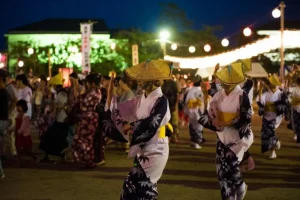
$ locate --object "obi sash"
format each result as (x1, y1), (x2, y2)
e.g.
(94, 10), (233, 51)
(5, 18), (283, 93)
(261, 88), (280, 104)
(292, 97), (300, 106)
(187, 99), (202, 109)
(218, 111), (238, 126)
(265, 102), (276, 112)
(159, 123), (173, 138)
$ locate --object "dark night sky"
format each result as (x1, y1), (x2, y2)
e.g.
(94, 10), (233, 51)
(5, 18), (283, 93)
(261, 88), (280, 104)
(1, 0), (300, 49)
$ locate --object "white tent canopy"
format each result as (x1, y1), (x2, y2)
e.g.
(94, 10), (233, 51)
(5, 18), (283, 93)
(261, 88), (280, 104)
(246, 62), (268, 78)
(195, 62), (268, 78)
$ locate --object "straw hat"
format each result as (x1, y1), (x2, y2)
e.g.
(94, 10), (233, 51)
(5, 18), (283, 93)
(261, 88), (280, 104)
(49, 73), (63, 85)
(232, 59), (252, 72)
(268, 74), (281, 86)
(124, 59), (173, 81)
(240, 59), (252, 72)
(215, 62), (245, 85)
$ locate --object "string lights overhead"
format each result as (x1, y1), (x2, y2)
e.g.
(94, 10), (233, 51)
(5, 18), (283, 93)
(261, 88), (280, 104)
(165, 30), (299, 69)
(161, 3), (286, 55)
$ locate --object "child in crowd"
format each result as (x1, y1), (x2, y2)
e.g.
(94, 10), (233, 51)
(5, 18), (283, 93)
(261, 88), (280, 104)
(15, 100), (36, 166)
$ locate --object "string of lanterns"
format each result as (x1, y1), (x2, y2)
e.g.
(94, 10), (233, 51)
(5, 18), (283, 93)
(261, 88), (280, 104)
(164, 5), (282, 54)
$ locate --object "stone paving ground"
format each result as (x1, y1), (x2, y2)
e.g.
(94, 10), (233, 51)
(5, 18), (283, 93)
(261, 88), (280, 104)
(0, 115), (300, 200)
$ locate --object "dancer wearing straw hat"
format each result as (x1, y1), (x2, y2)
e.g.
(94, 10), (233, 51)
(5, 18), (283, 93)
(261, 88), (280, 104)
(290, 73), (300, 147)
(257, 74), (288, 159)
(105, 59), (172, 200)
(184, 75), (206, 149)
(198, 62), (254, 200)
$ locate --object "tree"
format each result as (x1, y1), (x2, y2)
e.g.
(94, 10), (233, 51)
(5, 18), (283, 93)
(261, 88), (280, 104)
(157, 2), (224, 57)
(114, 29), (163, 64)
(8, 39), (129, 76)
(158, 2), (193, 31)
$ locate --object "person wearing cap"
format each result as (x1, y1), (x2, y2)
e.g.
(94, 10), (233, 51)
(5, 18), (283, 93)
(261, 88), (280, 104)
(257, 74), (288, 159)
(0, 69), (10, 178)
(184, 75), (206, 149)
(198, 62), (254, 200)
(105, 59), (172, 199)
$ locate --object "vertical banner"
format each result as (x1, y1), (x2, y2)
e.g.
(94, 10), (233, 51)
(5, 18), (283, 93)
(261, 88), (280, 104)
(80, 23), (93, 73)
(132, 45), (139, 66)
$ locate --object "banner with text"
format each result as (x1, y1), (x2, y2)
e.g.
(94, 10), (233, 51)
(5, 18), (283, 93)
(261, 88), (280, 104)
(80, 23), (93, 73)
(132, 45), (139, 66)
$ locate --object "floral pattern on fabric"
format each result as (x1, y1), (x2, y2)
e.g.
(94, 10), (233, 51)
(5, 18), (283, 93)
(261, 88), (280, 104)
(241, 79), (253, 94)
(104, 95), (168, 200)
(257, 91), (288, 153)
(105, 96), (168, 146)
(130, 96), (168, 147)
(261, 118), (278, 153)
(233, 92), (252, 139)
(216, 140), (243, 200)
(120, 157), (158, 200)
(72, 89), (101, 164)
(103, 110), (129, 143)
(274, 92), (289, 116)
(292, 109), (300, 144)
(199, 90), (252, 199)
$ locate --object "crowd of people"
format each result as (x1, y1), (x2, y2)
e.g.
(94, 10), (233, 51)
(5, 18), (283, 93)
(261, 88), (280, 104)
(0, 59), (299, 200)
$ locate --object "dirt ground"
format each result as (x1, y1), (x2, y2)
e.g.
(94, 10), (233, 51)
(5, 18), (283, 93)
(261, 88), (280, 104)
(0, 115), (300, 200)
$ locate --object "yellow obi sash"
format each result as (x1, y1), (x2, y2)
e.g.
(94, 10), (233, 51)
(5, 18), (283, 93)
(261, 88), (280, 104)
(218, 111), (238, 126)
(159, 123), (173, 138)
(187, 99), (202, 109)
(265, 102), (276, 112)
(292, 97), (300, 106)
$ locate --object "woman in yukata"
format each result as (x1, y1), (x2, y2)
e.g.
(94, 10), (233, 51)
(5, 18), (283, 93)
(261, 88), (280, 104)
(198, 62), (254, 200)
(72, 74), (102, 168)
(257, 74), (288, 159)
(208, 61), (255, 171)
(291, 75), (300, 147)
(105, 59), (172, 200)
(16, 74), (33, 119)
(184, 75), (206, 149)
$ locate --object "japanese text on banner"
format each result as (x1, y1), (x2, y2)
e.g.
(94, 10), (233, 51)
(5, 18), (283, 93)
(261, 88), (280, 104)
(80, 23), (92, 73)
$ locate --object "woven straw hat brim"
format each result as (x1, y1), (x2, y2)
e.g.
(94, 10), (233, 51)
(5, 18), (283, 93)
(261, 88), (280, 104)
(124, 60), (172, 81)
(240, 59), (252, 72)
(215, 63), (245, 85)
(269, 75), (281, 86)
(49, 73), (63, 85)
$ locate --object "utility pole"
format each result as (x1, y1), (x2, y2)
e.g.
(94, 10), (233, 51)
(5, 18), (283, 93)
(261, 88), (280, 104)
(279, 1), (285, 81)
(48, 49), (51, 78)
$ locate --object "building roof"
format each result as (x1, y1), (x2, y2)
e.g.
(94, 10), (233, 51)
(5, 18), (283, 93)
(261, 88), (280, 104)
(257, 20), (300, 30)
(8, 18), (109, 34)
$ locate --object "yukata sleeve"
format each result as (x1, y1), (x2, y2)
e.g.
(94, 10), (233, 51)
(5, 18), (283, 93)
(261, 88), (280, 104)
(198, 94), (219, 131)
(256, 92), (266, 116)
(232, 92), (254, 154)
(103, 96), (140, 143)
(275, 92), (289, 116)
(208, 82), (217, 97)
(130, 96), (168, 146)
(233, 92), (252, 139)
(242, 79), (254, 94)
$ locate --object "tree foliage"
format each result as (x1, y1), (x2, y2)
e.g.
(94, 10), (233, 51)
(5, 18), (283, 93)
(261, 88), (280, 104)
(8, 39), (129, 76)
(158, 2), (193, 31)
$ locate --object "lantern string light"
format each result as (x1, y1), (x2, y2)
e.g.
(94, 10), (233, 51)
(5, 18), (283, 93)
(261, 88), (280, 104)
(160, 5), (281, 52)
(165, 31), (299, 69)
